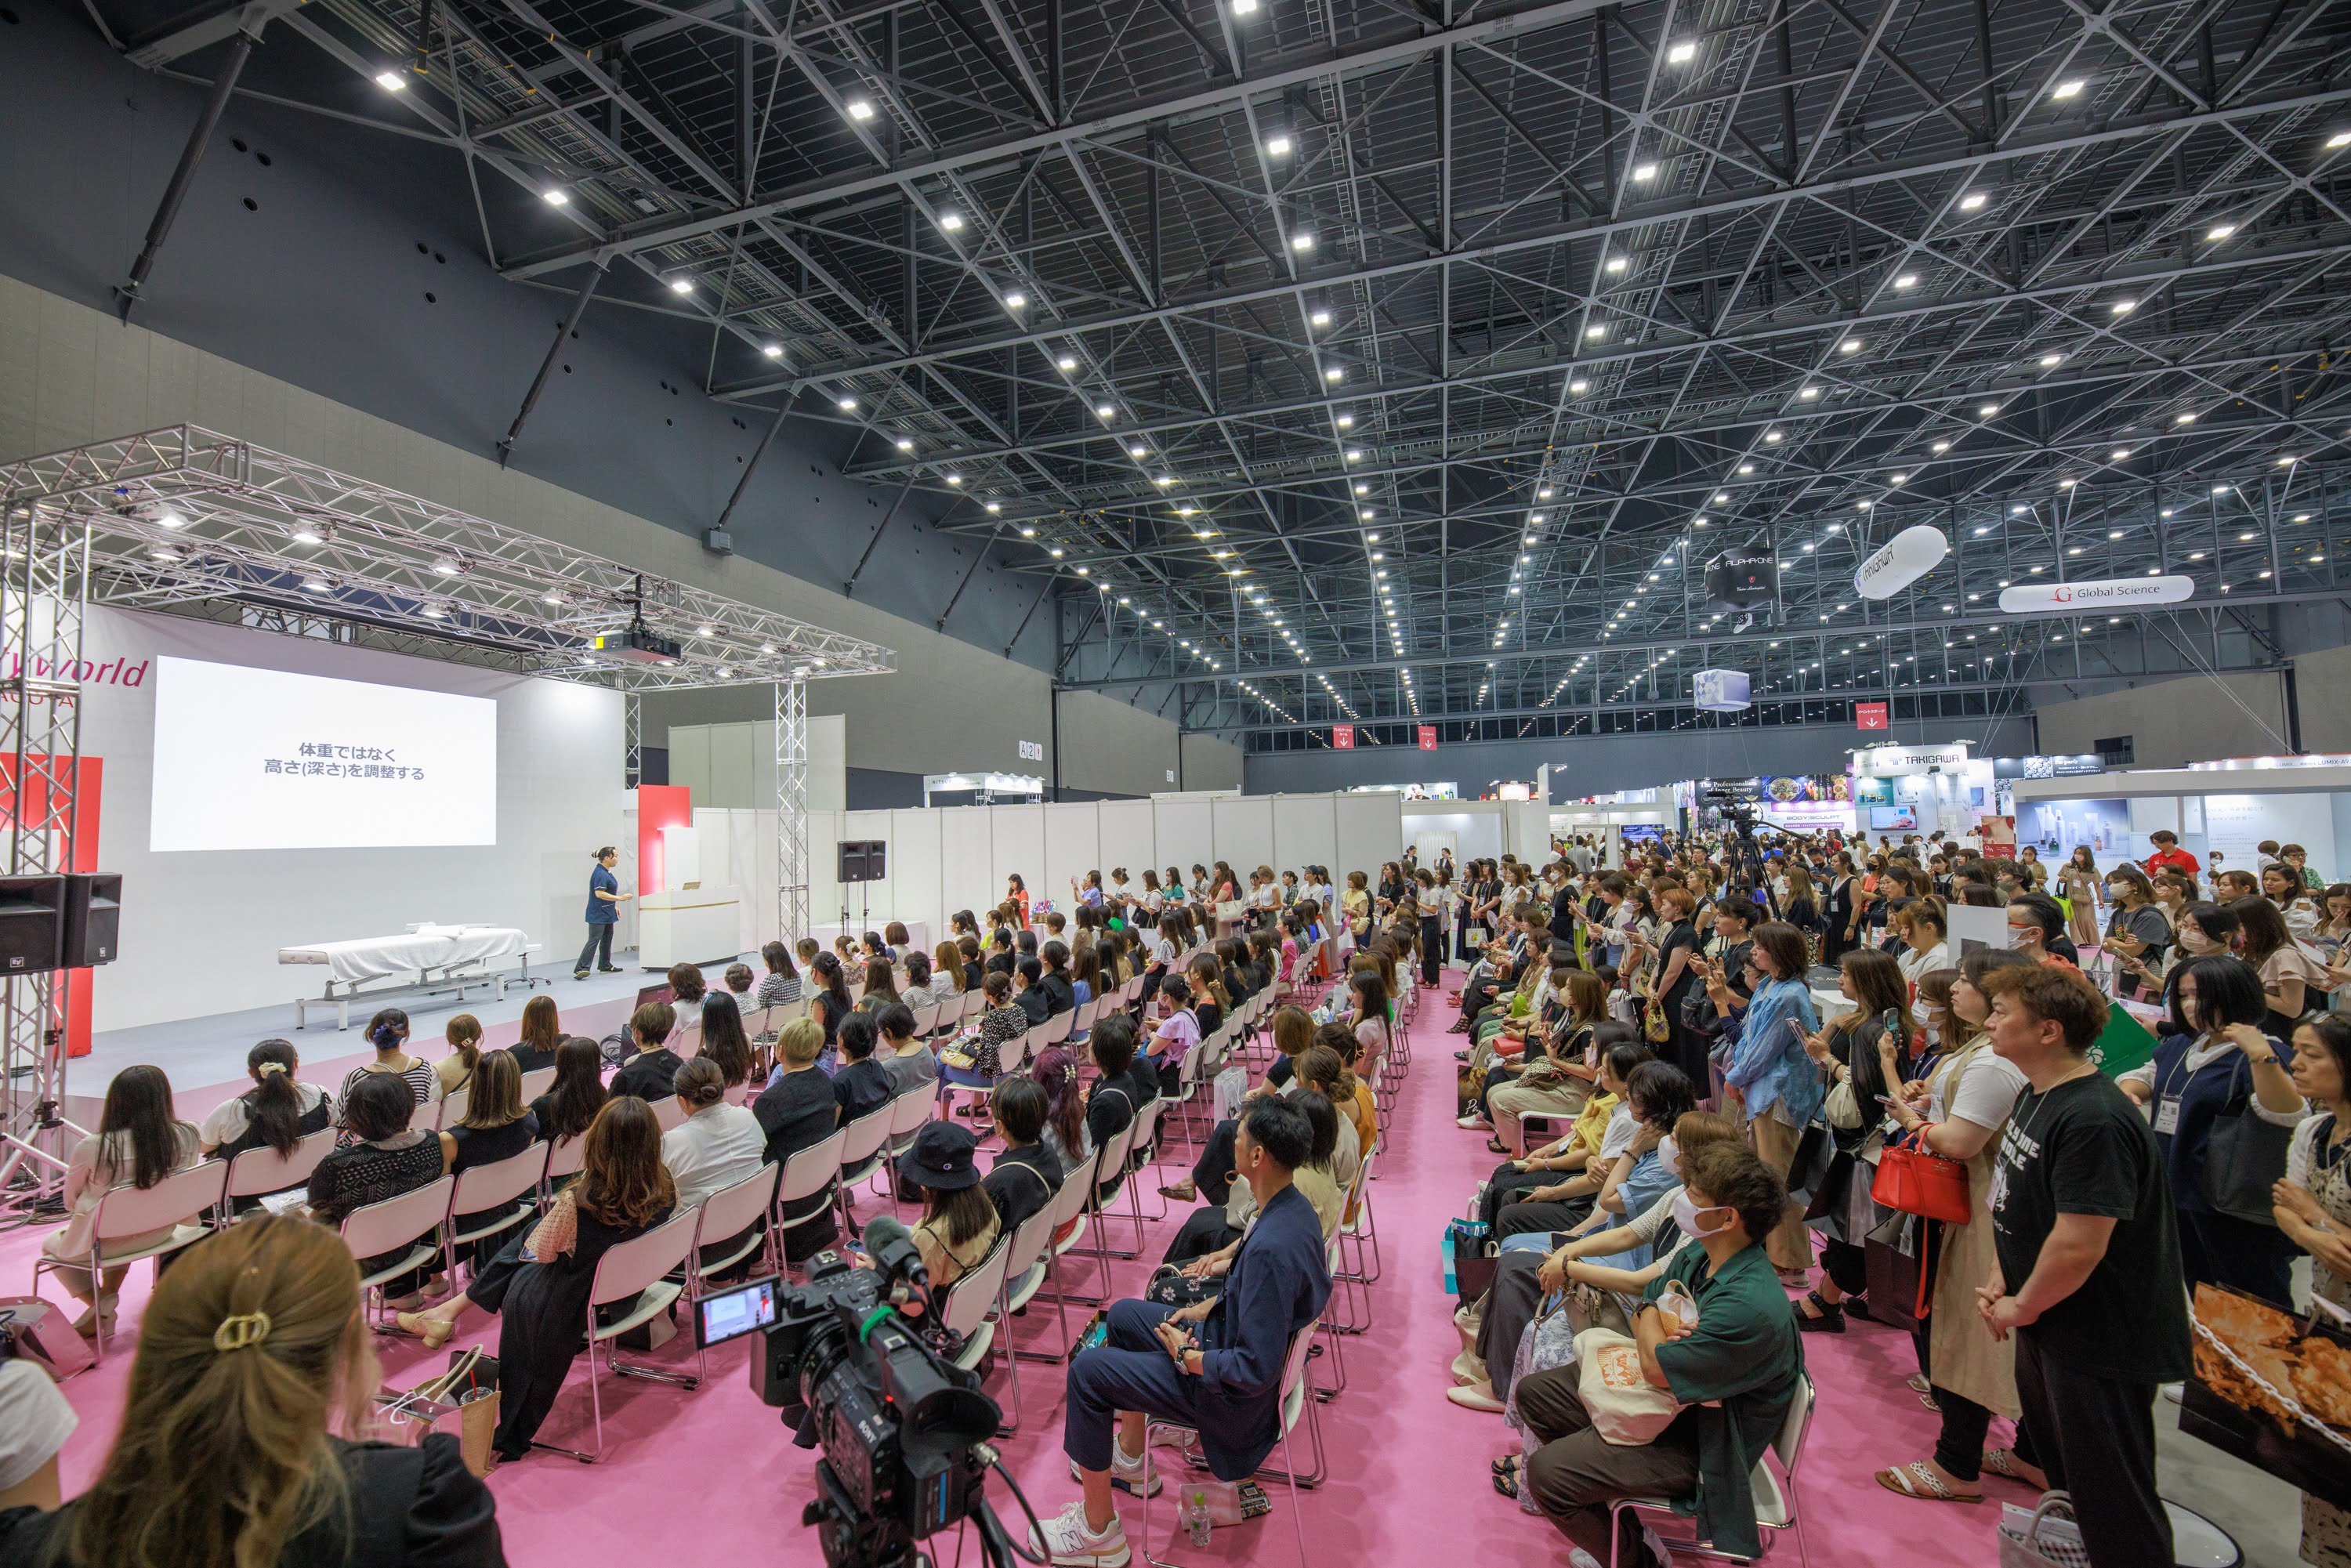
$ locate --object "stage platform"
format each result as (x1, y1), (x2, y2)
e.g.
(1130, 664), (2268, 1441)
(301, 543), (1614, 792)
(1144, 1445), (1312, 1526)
(60, 951), (755, 1128)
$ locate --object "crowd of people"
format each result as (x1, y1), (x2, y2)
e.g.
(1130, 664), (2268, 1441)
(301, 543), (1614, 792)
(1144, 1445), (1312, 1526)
(7, 825), (2349, 1568)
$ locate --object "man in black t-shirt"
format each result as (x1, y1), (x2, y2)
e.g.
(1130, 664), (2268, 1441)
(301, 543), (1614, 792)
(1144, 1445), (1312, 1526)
(1979, 964), (2190, 1568)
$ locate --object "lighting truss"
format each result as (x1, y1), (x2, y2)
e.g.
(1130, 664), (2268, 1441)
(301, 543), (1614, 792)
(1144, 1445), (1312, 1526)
(0, 427), (896, 689)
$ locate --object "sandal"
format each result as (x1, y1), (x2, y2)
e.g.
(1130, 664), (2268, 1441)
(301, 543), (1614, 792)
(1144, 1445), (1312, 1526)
(1794, 1289), (1845, 1333)
(1875, 1460), (1980, 1504)
(1981, 1448), (2045, 1487)
(1491, 1455), (1523, 1497)
(1907, 1374), (1932, 1396)
(1485, 1138), (1513, 1155)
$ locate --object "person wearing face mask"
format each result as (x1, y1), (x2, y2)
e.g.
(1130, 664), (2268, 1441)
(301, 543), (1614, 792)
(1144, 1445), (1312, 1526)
(1494, 1143), (1806, 1568)
(1872, 954), (2041, 1504)
(2096, 865), (2171, 1003)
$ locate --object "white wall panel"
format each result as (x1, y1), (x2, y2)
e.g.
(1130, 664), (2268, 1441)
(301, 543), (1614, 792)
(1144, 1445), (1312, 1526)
(1154, 800), (1215, 879)
(1334, 792), (1405, 883)
(889, 808), (946, 941)
(1212, 796), (1275, 875)
(990, 806), (1048, 914)
(1097, 799), (1157, 891)
(707, 722), (759, 808)
(939, 809), (996, 935)
(1043, 802), (1102, 918)
(1270, 796), (1337, 881)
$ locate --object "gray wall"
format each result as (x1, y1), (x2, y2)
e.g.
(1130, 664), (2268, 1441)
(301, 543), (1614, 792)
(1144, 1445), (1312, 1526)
(2296, 644), (2351, 755)
(2031, 670), (2294, 768)
(1241, 716), (2038, 799)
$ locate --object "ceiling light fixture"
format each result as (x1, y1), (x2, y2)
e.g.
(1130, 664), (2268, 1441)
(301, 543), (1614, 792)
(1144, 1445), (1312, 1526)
(846, 97), (875, 120)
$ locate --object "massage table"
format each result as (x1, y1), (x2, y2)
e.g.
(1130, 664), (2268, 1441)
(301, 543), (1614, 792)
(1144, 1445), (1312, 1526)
(279, 923), (544, 1030)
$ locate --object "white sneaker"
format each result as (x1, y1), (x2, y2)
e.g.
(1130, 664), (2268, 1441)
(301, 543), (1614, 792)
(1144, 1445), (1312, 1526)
(1070, 1438), (1161, 1497)
(1031, 1501), (1131, 1567)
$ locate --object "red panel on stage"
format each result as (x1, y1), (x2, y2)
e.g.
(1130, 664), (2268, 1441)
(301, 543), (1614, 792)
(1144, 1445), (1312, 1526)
(636, 784), (693, 895)
(0, 754), (103, 1057)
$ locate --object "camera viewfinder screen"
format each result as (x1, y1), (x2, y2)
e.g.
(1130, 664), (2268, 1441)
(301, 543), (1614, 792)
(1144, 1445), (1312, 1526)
(697, 1276), (779, 1347)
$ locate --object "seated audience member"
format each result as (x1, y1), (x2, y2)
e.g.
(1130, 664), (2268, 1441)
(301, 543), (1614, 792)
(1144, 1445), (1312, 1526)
(1013, 957), (1052, 1027)
(697, 992), (758, 1095)
(724, 962), (755, 999)
(755, 941), (802, 1009)
(899, 1122), (1001, 1287)
(1, 1216), (504, 1566)
(437, 1014), (485, 1100)
(933, 940), (969, 1000)
(306, 1073), (451, 1309)
(1162, 1006), (1317, 1207)
(1083, 1016), (1149, 1204)
(751, 1019), (844, 1262)
(959, 933), (986, 990)
(662, 1057), (767, 1273)
(886, 920), (914, 957)
(1165, 1088), (1347, 1266)
(984, 1076), (1064, 1233)
(1458, 1112), (1742, 1414)
(1501, 1059), (1693, 1253)
(897, 951), (944, 1012)
(1496, 1143), (1805, 1568)
(531, 1037), (607, 1160)
(1037, 1097), (1331, 1566)
(1149, 975), (1202, 1092)
(1483, 1036), (1646, 1233)
(609, 1001), (683, 1101)
(399, 1099), (679, 1462)
(985, 927), (1019, 979)
(833, 1014), (896, 1125)
(940, 972), (1026, 1098)
(1033, 1045), (1092, 1175)
(667, 961), (708, 1009)
(808, 953), (856, 1057)
(338, 1009), (438, 1124)
(0, 1355), (74, 1513)
(857, 957), (904, 1016)
(41, 1064), (201, 1337)
(875, 1002), (937, 1096)
(1040, 941), (1078, 1016)
(505, 994), (563, 1073)
(440, 1051), (540, 1270)
(199, 1039), (332, 1174)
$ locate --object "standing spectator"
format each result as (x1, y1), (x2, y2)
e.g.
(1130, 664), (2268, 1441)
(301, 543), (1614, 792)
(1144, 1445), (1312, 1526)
(2275, 1016), (2351, 1568)
(2146, 830), (2201, 878)
(1980, 964), (2191, 1568)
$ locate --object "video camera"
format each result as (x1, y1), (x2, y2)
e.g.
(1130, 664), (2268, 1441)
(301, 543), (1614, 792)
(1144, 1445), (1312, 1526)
(708, 1215), (1025, 1568)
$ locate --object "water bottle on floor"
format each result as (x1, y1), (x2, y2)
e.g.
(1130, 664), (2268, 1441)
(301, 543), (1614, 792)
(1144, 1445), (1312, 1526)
(1185, 1490), (1211, 1547)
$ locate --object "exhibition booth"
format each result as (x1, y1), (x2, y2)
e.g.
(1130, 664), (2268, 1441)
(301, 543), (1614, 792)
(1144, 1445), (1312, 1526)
(2009, 756), (2351, 876)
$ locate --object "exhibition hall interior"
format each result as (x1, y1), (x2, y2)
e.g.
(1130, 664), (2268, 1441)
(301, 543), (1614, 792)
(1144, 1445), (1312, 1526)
(13, 0), (2351, 1563)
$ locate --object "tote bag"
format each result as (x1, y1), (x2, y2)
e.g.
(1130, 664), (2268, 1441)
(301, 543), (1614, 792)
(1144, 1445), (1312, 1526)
(2201, 1055), (2296, 1226)
(1573, 1327), (1681, 1445)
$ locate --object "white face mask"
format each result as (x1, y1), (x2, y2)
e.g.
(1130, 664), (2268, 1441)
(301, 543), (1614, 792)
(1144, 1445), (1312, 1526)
(1670, 1190), (1734, 1240)
(2106, 882), (2132, 898)
(1657, 1135), (1682, 1179)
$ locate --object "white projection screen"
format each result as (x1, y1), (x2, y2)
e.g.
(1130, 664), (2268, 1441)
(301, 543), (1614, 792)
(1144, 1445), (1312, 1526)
(150, 656), (498, 851)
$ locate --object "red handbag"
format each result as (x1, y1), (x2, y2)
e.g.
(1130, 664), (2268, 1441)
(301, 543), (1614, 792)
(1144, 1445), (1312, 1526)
(1870, 1127), (1973, 1224)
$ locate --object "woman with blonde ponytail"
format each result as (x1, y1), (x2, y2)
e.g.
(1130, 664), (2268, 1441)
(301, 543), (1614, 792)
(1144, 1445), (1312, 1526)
(0, 1216), (505, 1566)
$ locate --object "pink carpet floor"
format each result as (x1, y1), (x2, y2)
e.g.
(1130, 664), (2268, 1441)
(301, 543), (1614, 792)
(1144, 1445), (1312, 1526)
(3, 976), (2038, 1568)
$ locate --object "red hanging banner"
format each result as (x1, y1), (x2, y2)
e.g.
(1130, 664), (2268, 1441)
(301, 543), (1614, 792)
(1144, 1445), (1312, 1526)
(1854, 702), (1889, 731)
(1418, 726), (1436, 751)
(1332, 725), (1354, 749)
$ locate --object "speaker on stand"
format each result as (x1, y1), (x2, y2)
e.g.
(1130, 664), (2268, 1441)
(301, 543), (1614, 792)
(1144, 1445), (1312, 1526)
(837, 841), (887, 951)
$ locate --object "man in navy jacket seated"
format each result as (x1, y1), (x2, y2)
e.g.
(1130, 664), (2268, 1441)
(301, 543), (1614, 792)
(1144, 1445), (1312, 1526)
(1034, 1097), (1330, 1567)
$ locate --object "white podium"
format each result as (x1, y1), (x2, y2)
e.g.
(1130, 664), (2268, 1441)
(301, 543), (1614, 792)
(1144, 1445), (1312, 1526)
(638, 886), (744, 969)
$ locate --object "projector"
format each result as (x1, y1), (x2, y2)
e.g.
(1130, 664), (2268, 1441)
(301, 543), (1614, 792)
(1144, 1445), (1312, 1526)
(593, 625), (683, 665)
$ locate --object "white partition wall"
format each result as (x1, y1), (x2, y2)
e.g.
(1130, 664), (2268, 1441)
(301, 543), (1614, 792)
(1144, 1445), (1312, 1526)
(1098, 799), (1157, 886)
(1043, 802), (1103, 914)
(1272, 795), (1339, 882)
(1335, 792), (1405, 881)
(889, 809), (945, 947)
(939, 809), (996, 929)
(1212, 795), (1276, 874)
(1155, 798), (1215, 876)
(991, 806), (1047, 912)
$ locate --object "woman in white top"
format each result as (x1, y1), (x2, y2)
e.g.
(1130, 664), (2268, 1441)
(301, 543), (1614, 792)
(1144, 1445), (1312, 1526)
(1894, 902), (1951, 987)
(42, 1064), (201, 1336)
(661, 1059), (769, 1269)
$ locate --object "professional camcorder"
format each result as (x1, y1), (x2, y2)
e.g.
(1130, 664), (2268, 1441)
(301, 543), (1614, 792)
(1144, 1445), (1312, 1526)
(704, 1215), (1028, 1568)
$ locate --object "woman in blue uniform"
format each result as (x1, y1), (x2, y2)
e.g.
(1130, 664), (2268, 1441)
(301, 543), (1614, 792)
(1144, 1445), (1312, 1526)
(574, 846), (629, 980)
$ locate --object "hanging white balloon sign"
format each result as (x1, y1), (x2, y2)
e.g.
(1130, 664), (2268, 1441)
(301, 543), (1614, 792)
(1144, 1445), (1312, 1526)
(1853, 524), (1949, 599)
(1996, 575), (2196, 614)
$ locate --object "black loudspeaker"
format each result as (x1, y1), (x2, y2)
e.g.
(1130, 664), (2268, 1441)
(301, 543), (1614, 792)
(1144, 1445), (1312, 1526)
(837, 840), (888, 883)
(63, 874), (121, 968)
(0, 876), (65, 974)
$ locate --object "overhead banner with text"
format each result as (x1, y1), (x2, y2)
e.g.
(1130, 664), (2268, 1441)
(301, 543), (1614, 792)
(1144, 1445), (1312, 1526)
(1998, 575), (2194, 614)
(1418, 726), (1436, 751)
(1855, 702), (1889, 730)
(1332, 725), (1354, 749)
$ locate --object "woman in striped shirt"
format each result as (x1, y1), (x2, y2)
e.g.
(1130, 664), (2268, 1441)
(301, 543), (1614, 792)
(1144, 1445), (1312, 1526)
(336, 1008), (439, 1143)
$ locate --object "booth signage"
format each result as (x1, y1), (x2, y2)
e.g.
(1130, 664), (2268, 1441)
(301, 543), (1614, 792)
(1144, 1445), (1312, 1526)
(1857, 743), (1970, 771)
(1997, 574), (2195, 614)
(1332, 725), (1354, 749)
(1418, 726), (1437, 751)
(1855, 702), (1889, 730)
